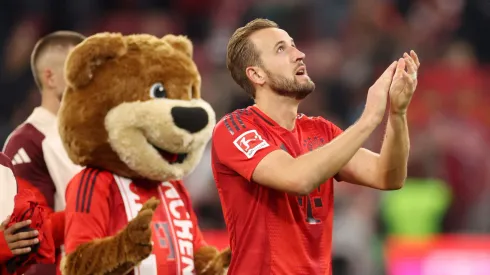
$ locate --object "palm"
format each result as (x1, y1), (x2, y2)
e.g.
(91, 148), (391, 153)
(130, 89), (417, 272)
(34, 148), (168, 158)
(389, 51), (420, 114)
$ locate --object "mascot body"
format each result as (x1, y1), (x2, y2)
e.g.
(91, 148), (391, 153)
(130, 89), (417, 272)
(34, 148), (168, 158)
(58, 33), (230, 275)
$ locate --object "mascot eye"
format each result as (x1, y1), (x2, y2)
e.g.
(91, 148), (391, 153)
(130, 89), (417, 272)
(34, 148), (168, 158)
(149, 83), (167, 99)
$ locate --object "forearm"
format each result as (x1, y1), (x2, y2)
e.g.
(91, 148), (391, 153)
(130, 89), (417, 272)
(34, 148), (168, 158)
(292, 117), (378, 193)
(377, 113), (409, 189)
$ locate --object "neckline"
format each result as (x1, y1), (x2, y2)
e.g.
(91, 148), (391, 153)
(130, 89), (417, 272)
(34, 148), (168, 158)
(249, 105), (298, 133)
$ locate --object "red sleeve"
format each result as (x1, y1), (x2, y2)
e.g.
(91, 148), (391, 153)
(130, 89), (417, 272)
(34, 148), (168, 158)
(3, 128), (56, 209)
(212, 118), (280, 181)
(0, 231), (13, 263)
(64, 168), (111, 254)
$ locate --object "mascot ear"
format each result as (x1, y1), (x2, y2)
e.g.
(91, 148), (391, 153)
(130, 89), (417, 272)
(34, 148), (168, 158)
(65, 32), (127, 89)
(162, 34), (193, 58)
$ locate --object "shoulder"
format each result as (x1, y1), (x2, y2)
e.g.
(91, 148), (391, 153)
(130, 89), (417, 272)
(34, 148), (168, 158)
(215, 108), (256, 136)
(66, 168), (114, 212)
(3, 123), (45, 160)
(298, 114), (340, 128)
(297, 114), (343, 139)
(67, 168), (114, 195)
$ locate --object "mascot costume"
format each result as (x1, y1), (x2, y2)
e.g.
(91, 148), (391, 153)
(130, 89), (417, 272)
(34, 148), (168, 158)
(57, 32), (230, 275)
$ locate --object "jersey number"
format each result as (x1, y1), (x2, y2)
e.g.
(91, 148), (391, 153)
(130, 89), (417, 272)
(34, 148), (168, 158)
(297, 195), (323, 224)
(154, 222), (176, 260)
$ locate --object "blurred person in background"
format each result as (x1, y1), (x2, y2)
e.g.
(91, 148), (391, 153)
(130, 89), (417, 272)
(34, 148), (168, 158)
(2, 31), (84, 275)
(211, 18), (419, 274)
(0, 152), (38, 275)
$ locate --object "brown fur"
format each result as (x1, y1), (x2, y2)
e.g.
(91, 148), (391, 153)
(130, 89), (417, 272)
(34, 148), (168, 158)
(59, 32), (230, 274)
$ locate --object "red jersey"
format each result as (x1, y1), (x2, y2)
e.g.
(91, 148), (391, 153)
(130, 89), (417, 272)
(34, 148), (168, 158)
(64, 168), (207, 275)
(211, 105), (343, 275)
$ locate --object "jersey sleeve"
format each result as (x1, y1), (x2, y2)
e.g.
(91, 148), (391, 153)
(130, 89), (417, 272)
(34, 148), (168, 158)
(212, 118), (280, 181)
(3, 133), (56, 209)
(64, 168), (111, 254)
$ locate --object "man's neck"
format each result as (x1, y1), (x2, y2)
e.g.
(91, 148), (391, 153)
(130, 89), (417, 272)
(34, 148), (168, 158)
(254, 92), (299, 131)
(40, 90), (60, 116)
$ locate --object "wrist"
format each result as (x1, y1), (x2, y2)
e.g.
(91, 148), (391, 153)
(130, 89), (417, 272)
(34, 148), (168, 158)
(389, 108), (407, 117)
(389, 111), (407, 120)
(357, 114), (380, 132)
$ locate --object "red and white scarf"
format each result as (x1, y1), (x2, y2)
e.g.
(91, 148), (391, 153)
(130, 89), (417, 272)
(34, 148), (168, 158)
(114, 175), (196, 275)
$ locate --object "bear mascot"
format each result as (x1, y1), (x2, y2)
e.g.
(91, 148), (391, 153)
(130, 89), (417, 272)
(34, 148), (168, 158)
(57, 32), (230, 275)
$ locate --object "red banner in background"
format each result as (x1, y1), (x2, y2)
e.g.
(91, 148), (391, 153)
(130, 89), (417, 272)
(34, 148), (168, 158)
(385, 235), (490, 275)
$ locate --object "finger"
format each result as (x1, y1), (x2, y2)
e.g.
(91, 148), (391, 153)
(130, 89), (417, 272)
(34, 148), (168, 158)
(375, 61), (397, 85)
(9, 238), (39, 249)
(394, 58), (406, 78)
(410, 50), (420, 68)
(8, 230), (38, 242)
(403, 52), (417, 75)
(4, 220), (31, 234)
(137, 210), (154, 226)
(11, 247), (32, 256)
(140, 197), (160, 212)
(384, 61), (397, 76)
(0, 216), (10, 230)
(402, 71), (415, 91)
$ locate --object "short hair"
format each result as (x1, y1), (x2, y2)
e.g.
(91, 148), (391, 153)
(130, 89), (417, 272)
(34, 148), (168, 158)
(30, 31), (86, 90)
(226, 18), (279, 98)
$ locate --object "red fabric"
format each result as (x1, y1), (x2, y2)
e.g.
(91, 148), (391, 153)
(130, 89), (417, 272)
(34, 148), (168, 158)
(7, 190), (55, 266)
(47, 212), (64, 249)
(0, 231), (14, 263)
(64, 168), (206, 275)
(212, 106), (342, 275)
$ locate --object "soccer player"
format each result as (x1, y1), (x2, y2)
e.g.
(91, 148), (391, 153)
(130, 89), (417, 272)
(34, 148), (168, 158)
(2, 31), (85, 275)
(211, 18), (419, 274)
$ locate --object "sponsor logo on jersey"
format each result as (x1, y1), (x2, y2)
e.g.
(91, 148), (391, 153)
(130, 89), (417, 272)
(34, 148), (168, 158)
(233, 129), (269, 158)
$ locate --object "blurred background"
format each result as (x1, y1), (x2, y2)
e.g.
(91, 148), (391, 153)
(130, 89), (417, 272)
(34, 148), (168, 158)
(1, 0), (490, 274)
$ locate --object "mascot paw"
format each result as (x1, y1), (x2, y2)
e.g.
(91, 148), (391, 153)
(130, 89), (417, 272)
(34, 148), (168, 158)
(119, 197), (160, 264)
(195, 246), (231, 275)
(218, 247), (231, 268)
(125, 197), (160, 245)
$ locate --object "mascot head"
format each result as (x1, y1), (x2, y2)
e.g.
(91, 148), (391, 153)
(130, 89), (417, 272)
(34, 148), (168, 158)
(58, 33), (215, 181)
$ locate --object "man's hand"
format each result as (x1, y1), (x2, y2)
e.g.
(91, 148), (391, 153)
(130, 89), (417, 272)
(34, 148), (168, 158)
(0, 217), (39, 255)
(389, 51), (420, 115)
(361, 61), (398, 126)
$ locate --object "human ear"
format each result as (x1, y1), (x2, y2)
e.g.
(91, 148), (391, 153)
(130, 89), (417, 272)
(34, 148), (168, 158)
(245, 66), (265, 86)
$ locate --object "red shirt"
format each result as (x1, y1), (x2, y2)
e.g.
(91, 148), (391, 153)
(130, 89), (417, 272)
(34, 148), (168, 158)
(64, 168), (206, 275)
(211, 106), (343, 275)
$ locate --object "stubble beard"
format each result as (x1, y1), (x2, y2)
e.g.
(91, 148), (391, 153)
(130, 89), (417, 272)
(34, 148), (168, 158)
(265, 69), (315, 100)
